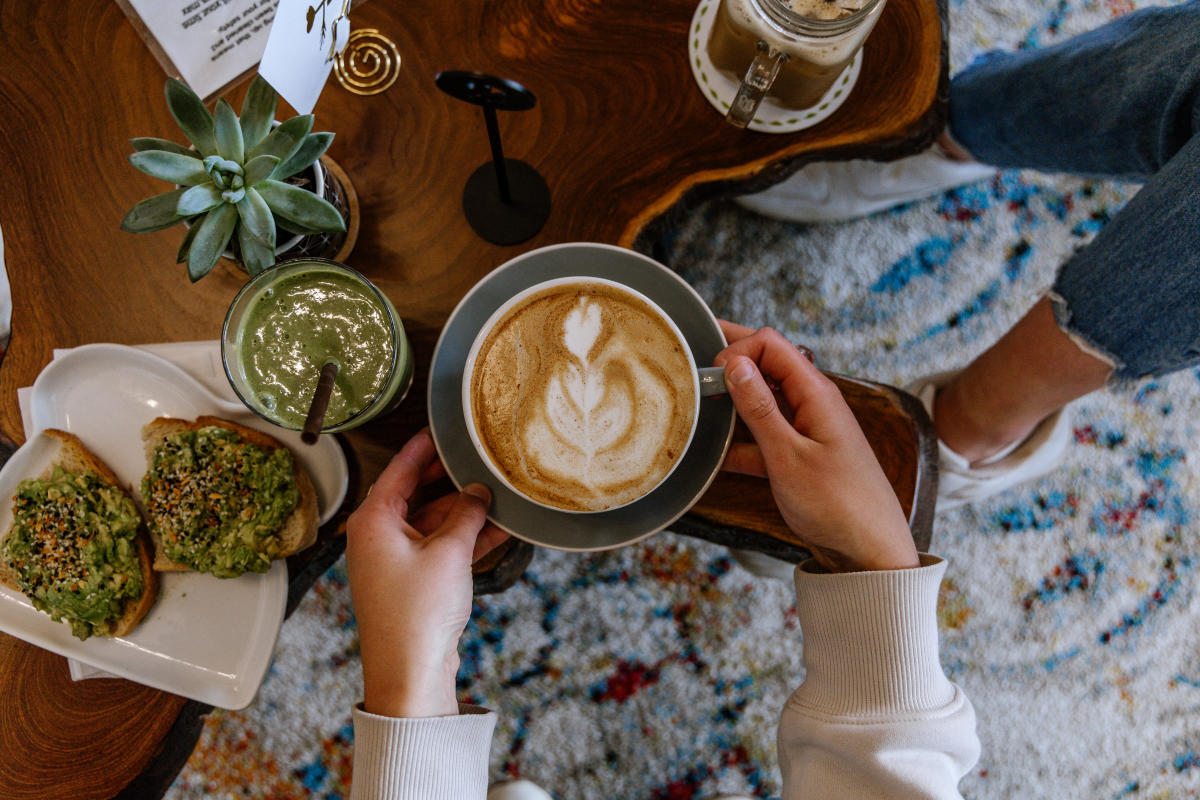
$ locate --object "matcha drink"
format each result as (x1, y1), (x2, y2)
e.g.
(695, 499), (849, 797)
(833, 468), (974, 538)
(223, 259), (414, 431)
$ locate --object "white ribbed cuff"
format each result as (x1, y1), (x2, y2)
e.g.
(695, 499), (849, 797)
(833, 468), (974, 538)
(790, 555), (955, 718)
(350, 703), (497, 800)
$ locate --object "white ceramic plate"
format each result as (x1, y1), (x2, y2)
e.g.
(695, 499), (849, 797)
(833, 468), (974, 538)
(0, 343), (350, 709)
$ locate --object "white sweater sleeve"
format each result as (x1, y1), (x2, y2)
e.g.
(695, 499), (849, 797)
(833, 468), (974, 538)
(779, 554), (980, 800)
(350, 703), (496, 800)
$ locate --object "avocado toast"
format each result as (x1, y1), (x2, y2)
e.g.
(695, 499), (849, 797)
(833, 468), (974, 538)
(0, 429), (158, 640)
(141, 416), (318, 578)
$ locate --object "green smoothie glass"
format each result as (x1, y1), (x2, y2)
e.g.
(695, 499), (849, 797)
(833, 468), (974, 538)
(222, 258), (414, 432)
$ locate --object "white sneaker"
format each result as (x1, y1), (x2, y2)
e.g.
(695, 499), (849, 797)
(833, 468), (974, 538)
(736, 146), (995, 223)
(488, 779), (554, 800)
(908, 371), (1073, 511)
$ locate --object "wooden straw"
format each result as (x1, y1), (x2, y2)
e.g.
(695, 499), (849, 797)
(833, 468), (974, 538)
(301, 361), (340, 444)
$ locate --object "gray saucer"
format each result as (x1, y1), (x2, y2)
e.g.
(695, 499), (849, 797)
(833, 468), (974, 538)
(428, 243), (735, 551)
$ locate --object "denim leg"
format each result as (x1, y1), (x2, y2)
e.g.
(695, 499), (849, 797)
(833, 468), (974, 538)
(1050, 131), (1200, 379)
(948, 1), (1200, 180)
(947, 2), (1200, 380)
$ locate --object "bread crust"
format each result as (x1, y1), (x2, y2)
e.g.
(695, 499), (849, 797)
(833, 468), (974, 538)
(0, 429), (159, 637)
(141, 416), (318, 573)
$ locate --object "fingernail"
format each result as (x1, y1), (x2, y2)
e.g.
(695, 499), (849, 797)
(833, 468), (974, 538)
(727, 358), (755, 386)
(464, 483), (491, 501)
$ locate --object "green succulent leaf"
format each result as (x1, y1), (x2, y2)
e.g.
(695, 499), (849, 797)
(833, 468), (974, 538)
(235, 184), (277, 276)
(256, 179), (346, 233)
(203, 155), (244, 177)
(243, 154), (281, 187)
(176, 182), (223, 216)
(165, 78), (217, 157)
(187, 203), (238, 281)
(247, 115), (313, 165)
(130, 137), (194, 157)
(277, 221), (324, 236)
(237, 187), (277, 247)
(221, 187), (246, 203)
(176, 219), (201, 263)
(213, 99), (245, 163)
(239, 76), (278, 150)
(121, 188), (188, 233)
(129, 151), (209, 185)
(270, 132), (333, 181)
(237, 225), (276, 277)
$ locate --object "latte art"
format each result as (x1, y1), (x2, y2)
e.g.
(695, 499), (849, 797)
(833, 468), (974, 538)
(469, 283), (697, 512)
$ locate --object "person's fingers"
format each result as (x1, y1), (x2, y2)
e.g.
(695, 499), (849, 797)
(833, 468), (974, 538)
(365, 429), (440, 516)
(419, 457), (448, 486)
(472, 525), (512, 563)
(720, 441), (768, 477)
(431, 483), (492, 546)
(406, 489), (508, 560)
(723, 356), (804, 454)
(718, 319), (756, 344)
(407, 492), (458, 535)
(716, 329), (840, 439)
(716, 328), (811, 376)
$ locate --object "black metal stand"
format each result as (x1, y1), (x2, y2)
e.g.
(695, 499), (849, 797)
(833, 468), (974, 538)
(435, 71), (551, 245)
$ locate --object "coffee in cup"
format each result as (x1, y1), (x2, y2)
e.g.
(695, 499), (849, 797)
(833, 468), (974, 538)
(464, 278), (702, 513)
(708, 0), (887, 127)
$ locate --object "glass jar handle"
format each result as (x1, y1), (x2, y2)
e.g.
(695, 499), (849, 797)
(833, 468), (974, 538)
(725, 41), (788, 129)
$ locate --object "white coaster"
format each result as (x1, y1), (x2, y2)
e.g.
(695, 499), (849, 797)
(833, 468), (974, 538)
(687, 0), (862, 133)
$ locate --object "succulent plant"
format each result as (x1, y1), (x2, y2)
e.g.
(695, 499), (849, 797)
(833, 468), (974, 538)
(121, 76), (346, 281)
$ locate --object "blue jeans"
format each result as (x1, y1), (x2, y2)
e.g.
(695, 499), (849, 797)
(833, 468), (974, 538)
(947, 1), (1200, 380)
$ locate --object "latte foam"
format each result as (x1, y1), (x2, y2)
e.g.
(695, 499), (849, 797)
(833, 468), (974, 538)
(469, 282), (697, 512)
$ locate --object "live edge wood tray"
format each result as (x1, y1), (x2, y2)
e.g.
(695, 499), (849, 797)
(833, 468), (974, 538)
(0, 0), (945, 796)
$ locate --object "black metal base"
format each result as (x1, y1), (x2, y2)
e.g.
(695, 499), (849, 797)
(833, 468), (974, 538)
(462, 159), (550, 245)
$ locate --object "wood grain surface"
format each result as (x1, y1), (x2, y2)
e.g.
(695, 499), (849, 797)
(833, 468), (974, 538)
(0, 641), (183, 800)
(0, 0), (944, 796)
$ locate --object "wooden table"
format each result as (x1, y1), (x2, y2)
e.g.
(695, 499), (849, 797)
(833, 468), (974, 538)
(0, 0), (946, 796)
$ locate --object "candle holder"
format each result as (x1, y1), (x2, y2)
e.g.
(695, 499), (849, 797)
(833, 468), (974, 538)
(435, 70), (551, 245)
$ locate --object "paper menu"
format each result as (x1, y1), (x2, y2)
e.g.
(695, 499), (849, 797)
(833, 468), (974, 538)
(116, 0), (279, 101)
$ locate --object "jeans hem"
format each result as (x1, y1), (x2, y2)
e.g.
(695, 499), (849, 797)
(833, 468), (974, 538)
(1046, 290), (1125, 386)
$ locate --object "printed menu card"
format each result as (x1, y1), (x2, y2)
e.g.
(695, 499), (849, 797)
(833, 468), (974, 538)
(115, 0), (279, 100)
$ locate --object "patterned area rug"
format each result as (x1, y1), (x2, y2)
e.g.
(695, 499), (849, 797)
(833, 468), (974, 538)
(167, 1), (1200, 798)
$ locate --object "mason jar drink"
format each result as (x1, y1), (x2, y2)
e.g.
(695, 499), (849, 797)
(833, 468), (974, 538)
(222, 258), (414, 432)
(707, 0), (887, 127)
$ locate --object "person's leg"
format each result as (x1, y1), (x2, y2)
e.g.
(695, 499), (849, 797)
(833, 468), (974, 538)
(949, 1), (1200, 180)
(932, 297), (1112, 463)
(904, 3), (1200, 465)
(936, 124), (1200, 463)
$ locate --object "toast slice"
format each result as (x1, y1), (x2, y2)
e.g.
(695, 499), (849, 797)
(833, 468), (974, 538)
(141, 416), (318, 576)
(0, 429), (158, 639)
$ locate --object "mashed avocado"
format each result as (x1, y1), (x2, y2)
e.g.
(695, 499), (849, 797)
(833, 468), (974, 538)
(2, 467), (145, 640)
(141, 426), (299, 578)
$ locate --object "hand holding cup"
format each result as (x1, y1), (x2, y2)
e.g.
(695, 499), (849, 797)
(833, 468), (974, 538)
(345, 429), (510, 718)
(715, 322), (919, 573)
